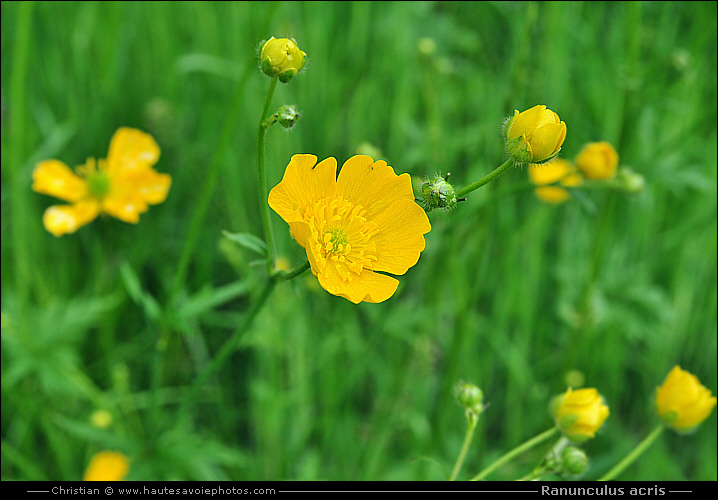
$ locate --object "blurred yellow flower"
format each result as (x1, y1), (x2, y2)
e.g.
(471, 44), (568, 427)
(575, 141), (618, 180)
(269, 154), (431, 303)
(505, 105), (567, 164)
(551, 387), (610, 443)
(83, 451), (129, 481)
(260, 37), (306, 83)
(32, 128), (171, 237)
(528, 159), (583, 204)
(656, 365), (717, 433)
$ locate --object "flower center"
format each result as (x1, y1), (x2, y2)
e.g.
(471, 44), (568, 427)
(303, 196), (379, 281)
(324, 228), (350, 256)
(77, 158), (112, 198)
(86, 171), (111, 198)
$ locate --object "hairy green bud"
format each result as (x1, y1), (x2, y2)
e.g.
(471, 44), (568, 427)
(420, 174), (458, 211)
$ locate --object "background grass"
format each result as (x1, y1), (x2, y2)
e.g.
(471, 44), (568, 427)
(2, 1), (716, 481)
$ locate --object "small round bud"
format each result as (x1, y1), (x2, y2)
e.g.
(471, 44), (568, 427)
(417, 37), (437, 56)
(563, 369), (586, 389)
(616, 167), (645, 194)
(420, 175), (457, 212)
(260, 37), (306, 83)
(276, 105), (300, 129)
(561, 446), (589, 476)
(504, 105), (566, 164)
(90, 409), (113, 429)
(456, 382), (484, 412)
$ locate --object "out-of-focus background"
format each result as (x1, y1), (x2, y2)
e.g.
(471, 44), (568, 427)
(2, 1), (716, 481)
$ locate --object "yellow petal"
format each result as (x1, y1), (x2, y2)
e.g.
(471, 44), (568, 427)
(369, 199), (431, 275)
(507, 105), (545, 139)
(102, 193), (149, 223)
(317, 263), (399, 304)
(529, 122), (566, 162)
(43, 200), (100, 237)
(123, 169), (172, 205)
(106, 127), (160, 174)
(528, 159), (572, 186)
(268, 154), (338, 223)
(535, 187), (570, 203)
(336, 156), (415, 221)
(32, 160), (89, 202)
(83, 451), (129, 481)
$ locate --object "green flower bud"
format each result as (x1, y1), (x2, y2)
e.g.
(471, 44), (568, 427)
(455, 382), (484, 413)
(276, 105), (300, 129)
(420, 174), (458, 212)
(560, 446), (589, 476)
(616, 167), (645, 194)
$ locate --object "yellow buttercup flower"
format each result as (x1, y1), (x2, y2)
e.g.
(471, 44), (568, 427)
(260, 37), (306, 83)
(656, 365), (717, 433)
(269, 154), (431, 303)
(83, 451), (129, 481)
(504, 105), (567, 164)
(528, 159), (583, 204)
(32, 128), (171, 237)
(551, 387), (610, 443)
(575, 141), (618, 180)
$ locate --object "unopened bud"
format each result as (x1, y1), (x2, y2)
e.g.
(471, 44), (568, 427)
(616, 167), (645, 194)
(561, 446), (589, 476)
(456, 382), (484, 413)
(260, 37), (306, 83)
(276, 105), (300, 129)
(420, 175), (457, 211)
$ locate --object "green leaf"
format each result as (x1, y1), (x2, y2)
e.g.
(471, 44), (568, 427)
(222, 231), (267, 257)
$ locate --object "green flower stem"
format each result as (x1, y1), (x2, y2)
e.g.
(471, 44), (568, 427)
(170, 62), (255, 301)
(470, 427), (558, 481)
(456, 159), (515, 198)
(9, 1), (35, 306)
(449, 413), (479, 481)
(598, 424), (664, 481)
(257, 77), (279, 275)
(176, 279), (277, 418)
(273, 260), (311, 282)
(173, 260), (309, 423)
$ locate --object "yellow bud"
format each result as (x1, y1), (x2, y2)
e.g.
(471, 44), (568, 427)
(551, 387), (610, 443)
(575, 141), (618, 180)
(655, 365), (717, 433)
(260, 37), (306, 83)
(504, 105), (567, 164)
(83, 451), (129, 481)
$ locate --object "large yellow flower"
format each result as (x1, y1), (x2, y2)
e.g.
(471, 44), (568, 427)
(32, 128), (171, 237)
(269, 154), (431, 303)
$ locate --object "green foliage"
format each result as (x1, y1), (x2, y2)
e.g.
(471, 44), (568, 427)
(2, 1), (716, 481)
